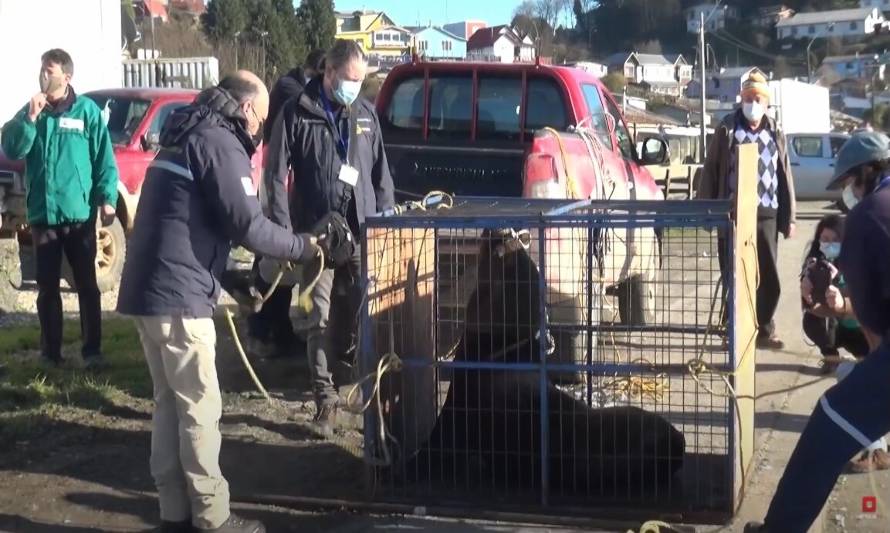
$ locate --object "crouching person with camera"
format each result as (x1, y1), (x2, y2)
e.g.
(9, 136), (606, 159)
(746, 132), (890, 532)
(117, 71), (321, 533)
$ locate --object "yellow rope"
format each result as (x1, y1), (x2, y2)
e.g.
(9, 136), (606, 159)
(627, 520), (675, 533)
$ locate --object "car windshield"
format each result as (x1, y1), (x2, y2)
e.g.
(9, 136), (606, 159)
(86, 94), (151, 145)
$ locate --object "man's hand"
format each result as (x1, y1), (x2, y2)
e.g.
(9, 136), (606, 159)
(100, 204), (116, 226)
(785, 223), (796, 240)
(824, 285), (845, 314)
(28, 93), (47, 122)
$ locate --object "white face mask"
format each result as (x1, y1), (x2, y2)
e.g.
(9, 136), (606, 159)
(842, 184), (859, 210)
(742, 101), (765, 124)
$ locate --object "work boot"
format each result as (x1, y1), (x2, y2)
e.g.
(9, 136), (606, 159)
(83, 353), (107, 371)
(743, 522), (768, 533)
(197, 514), (265, 533)
(756, 333), (785, 351)
(313, 403), (338, 438)
(152, 519), (194, 533)
(38, 355), (63, 369)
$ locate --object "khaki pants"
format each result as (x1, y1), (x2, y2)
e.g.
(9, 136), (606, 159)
(135, 315), (229, 529)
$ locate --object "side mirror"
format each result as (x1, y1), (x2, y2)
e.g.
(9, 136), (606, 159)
(141, 132), (161, 152)
(641, 137), (670, 166)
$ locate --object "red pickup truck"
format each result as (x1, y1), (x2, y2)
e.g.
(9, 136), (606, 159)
(375, 61), (668, 326)
(0, 87), (263, 292)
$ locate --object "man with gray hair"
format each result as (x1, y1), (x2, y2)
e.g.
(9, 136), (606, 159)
(264, 39), (395, 435)
(118, 70), (321, 533)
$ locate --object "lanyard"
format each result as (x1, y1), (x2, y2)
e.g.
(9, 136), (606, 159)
(319, 89), (349, 163)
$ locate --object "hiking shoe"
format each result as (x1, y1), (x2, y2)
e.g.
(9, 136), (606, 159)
(313, 403), (338, 438)
(83, 354), (107, 371)
(756, 334), (785, 351)
(38, 355), (63, 368)
(743, 522), (768, 533)
(197, 514), (265, 533)
(849, 450), (876, 473)
(819, 358), (839, 375)
(154, 519), (194, 533)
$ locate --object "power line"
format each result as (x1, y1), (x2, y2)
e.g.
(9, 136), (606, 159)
(711, 30), (806, 65)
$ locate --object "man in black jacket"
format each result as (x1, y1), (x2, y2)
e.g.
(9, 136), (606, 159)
(117, 71), (319, 533)
(248, 48), (326, 357)
(264, 40), (395, 435)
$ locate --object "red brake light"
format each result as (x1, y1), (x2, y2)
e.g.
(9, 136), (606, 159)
(525, 153), (563, 198)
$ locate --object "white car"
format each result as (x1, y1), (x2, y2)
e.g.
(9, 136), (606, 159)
(787, 132), (849, 201)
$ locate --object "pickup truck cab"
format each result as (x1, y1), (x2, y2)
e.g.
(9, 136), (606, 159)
(375, 61), (668, 359)
(0, 88), (200, 291)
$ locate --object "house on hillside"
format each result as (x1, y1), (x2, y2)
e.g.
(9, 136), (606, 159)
(685, 2), (739, 33)
(606, 52), (691, 96)
(821, 53), (880, 79)
(753, 5), (795, 28)
(861, 0), (890, 13)
(336, 10), (403, 55)
(776, 7), (886, 40)
(686, 66), (768, 102)
(136, 0), (168, 22)
(466, 25), (535, 63)
(412, 26), (467, 60)
(443, 20), (486, 40)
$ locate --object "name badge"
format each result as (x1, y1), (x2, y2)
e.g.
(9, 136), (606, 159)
(240, 177), (257, 196)
(338, 164), (359, 187)
(59, 117), (84, 132)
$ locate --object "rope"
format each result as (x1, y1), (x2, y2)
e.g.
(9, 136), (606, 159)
(542, 127), (580, 200)
(626, 520), (676, 533)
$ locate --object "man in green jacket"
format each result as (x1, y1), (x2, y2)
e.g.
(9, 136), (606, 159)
(1, 49), (119, 368)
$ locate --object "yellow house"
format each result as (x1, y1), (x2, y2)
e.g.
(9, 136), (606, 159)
(335, 10), (409, 57)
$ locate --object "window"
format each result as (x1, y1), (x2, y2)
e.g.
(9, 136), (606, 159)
(791, 27), (798, 36)
(580, 84), (613, 149)
(603, 96), (635, 159)
(477, 76), (522, 141)
(85, 95), (151, 145)
(851, 21), (859, 31)
(809, 25), (815, 34)
(830, 136), (847, 158)
(792, 136), (824, 158)
(428, 75), (472, 140)
(419, 40), (428, 51)
(385, 76), (424, 132)
(525, 78), (568, 134)
(149, 102), (187, 138)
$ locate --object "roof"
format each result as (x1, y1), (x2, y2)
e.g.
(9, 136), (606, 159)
(635, 54), (675, 66)
(776, 7), (877, 27)
(606, 52), (635, 65)
(413, 26), (467, 41)
(822, 54), (876, 63)
(85, 87), (199, 101)
(714, 66), (765, 78)
(467, 25), (524, 50)
(374, 25), (412, 34)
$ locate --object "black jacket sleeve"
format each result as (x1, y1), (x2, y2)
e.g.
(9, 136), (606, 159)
(370, 108), (395, 212)
(194, 137), (315, 264)
(263, 99), (295, 230)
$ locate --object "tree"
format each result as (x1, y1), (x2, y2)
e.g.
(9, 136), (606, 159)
(202, 0), (249, 43)
(601, 72), (626, 93)
(299, 0), (336, 53)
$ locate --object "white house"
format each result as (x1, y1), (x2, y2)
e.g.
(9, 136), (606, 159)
(821, 53), (880, 79)
(565, 61), (608, 78)
(685, 3), (739, 33)
(606, 52), (692, 96)
(861, 0), (890, 13)
(776, 7), (886, 40)
(466, 25), (535, 63)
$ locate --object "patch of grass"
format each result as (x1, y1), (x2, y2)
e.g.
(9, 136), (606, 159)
(0, 318), (151, 411)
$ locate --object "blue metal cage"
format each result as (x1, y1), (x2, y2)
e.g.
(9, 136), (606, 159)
(359, 197), (739, 524)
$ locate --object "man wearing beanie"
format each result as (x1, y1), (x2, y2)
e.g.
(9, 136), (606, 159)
(698, 71), (796, 350)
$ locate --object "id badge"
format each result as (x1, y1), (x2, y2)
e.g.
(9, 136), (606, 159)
(338, 164), (359, 187)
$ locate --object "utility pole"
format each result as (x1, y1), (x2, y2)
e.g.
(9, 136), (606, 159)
(259, 31), (269, 82)
(699, 11), (707, 162)
(234, 31), (241, 70)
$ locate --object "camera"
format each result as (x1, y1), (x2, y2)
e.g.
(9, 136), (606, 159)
(807, 259), (833, 306)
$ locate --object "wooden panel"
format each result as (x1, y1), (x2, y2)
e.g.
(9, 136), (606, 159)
(732, 143), (758, 510)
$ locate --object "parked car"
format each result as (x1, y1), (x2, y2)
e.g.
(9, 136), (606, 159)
(787, 132), (849, 201)
(375, 60), (669, 348)
(0, 87), (265, 292)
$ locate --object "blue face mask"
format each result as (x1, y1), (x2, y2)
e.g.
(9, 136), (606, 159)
(820, 241), (841, 261)
(334, 78), (362, 106)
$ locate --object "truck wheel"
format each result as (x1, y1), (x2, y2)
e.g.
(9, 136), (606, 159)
(615, 274), (652, 326)
(63, 218), (126, 293)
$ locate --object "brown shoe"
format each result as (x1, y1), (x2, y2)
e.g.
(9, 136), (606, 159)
(849, 451), (876, 473)
(872, 449), (890, 470)
(756, 334), (785, 351)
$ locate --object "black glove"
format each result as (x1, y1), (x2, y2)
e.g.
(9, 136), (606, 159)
(808, 259), (833, 306)
(311, 212), (355, 269)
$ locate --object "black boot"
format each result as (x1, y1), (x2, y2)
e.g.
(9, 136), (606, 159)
(197, 514), (265, 533)
(152, 519), (194, 533)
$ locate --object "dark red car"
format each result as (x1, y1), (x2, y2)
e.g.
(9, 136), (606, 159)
(0, 87), (265, 291)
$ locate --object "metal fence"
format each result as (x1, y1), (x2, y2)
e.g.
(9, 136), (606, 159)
(122, 57), (219, 89)
(359, 197), (748, 524)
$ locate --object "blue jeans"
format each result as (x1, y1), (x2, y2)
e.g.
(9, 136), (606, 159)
(762, 338), (890, 532)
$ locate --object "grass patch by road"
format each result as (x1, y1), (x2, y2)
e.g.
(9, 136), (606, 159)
(0, 317), (150, 449)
